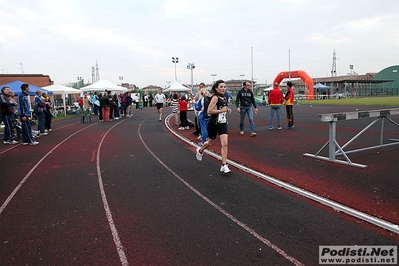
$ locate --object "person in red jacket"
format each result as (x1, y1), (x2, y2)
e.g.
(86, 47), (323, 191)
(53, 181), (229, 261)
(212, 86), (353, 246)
(284, 81), (295, 129)
(178, 95), (189, 130)
(268, 82), (284, 129)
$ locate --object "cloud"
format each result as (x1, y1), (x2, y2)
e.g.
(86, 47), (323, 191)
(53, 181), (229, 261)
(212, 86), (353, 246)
(1, 0), (398, 86)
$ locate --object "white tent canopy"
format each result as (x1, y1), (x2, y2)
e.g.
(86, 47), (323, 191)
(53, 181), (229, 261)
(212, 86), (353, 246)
(43, 84), (82, 94)
(163, 81), (190, 92)
(80, 80), (127, 92)
(42, 84), (82, 116)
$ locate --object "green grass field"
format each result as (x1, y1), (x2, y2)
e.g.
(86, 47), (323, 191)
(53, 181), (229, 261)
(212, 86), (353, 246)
(298, 96), (399, 106)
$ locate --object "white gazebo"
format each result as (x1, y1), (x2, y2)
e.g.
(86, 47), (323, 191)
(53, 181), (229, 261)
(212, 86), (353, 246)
(43, 84), (82, 116)
(80, 80), (127, 92)
(163, 81), (190, 93)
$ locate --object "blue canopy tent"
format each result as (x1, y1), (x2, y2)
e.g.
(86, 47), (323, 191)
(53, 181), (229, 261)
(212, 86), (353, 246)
(314, 82), (331, 90)
(0, 80), (53, 96)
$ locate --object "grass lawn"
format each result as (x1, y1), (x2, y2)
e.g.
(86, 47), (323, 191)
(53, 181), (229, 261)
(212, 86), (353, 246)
(299, 96), (399, 106)
(52, 113), (82, 121)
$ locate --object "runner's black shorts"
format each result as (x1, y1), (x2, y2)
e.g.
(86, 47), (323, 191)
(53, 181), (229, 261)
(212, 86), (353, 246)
(207, 122), (228, 139)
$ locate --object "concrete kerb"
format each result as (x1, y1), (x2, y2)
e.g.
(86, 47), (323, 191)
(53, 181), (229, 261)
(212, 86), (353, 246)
(164, 113), (399, 235)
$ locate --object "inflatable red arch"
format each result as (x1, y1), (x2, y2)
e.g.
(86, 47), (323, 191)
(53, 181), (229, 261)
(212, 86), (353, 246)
(273, 70), (314, 100)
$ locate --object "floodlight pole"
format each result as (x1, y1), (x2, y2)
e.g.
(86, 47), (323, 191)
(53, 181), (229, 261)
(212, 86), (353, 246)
(187, 63), (195, 90)
(172, 57), (179, 81)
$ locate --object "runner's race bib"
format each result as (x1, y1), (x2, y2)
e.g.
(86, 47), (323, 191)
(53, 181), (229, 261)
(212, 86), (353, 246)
(217, 111), (227, 124)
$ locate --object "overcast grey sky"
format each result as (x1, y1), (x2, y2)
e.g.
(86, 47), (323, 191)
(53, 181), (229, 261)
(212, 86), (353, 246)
(1, 0), (398, 88)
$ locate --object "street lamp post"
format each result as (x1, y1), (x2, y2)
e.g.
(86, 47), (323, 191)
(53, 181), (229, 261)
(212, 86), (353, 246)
(211, 74), (217, 83)
(187, 63), (195, 91)
(172, 57), (179, 80)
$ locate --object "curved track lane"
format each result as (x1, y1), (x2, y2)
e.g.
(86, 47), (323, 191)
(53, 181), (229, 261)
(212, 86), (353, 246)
(1, 109), (398, 265)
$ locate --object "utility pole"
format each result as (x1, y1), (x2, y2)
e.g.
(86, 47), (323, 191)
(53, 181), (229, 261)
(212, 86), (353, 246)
(95, 61), (100, 82)
(331, 49), (337, 77)
(91, 66), (95, 83)
(251, 46), (254, 90)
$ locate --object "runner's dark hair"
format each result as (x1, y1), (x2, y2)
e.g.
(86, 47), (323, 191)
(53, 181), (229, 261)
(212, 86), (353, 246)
(211, 80), (225, 94)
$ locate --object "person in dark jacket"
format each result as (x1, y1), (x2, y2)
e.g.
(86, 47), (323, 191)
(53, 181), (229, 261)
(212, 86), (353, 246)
(284, 81), (295, 129)
(42, 92), (52, 132)
(236, 81), (258, 136)
(124, 92), (133, 117)
(34, 90), (48, 135)
(100, 91), (111, 122)
(1, 86), (18, 144)
(18, 84), (39, 145)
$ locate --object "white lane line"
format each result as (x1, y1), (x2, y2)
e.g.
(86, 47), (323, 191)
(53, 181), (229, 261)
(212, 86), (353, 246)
(96, 121), (129, 266)
(164, 114), (399, 235)
(0, 121), (83, 155)
(139, 119), (304, 266)
(0, 123), (97, 214)
(1, 120), (130, 265)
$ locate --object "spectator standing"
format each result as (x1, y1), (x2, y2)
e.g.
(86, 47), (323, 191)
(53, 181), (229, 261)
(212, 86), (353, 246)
(132, 93), (140, 110)
(108, 91), (114, 121)
(92, 92), (99, 115)
(195, 80), (232, 174)
(34, 90), (48, 135)
(78, 96), (83, 110)
(0, 86), (18, 144)
(124, 92), (132, 117)
(284, 81), (295, 129)
(100, 92), (111, 122)
(41, 92), (52, 132)
(154, 89), (166, 121)
(119, 93), (125, 116)
(112, 93), (120, 119)
(98, 93), (103, 121)
(82, 94), (91, 123)
(192, 83), (206, 137)
(170, 93), (179, 126)
(195, 89), (211, 146)
(268, 82), (284, 130)
(18, 84), (39, 145)
(144, 94), (149, 108)
(178, 95), (189, 130)
(236, 81), (258, 136)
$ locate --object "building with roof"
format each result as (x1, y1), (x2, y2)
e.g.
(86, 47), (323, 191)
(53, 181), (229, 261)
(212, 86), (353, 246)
(0, 74), (53, 87)
(287, 65), (399, 97)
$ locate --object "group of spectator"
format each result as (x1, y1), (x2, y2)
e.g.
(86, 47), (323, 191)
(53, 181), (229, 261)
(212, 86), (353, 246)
(0, 84), (52, 146)
(0, 84), (161, 145)
(77, 91), (156, 122)
(188, 80), (294, 174)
